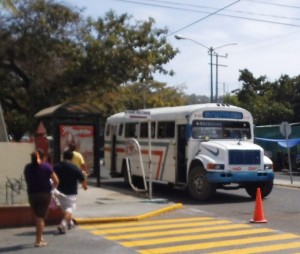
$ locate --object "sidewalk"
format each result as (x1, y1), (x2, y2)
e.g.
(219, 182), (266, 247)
(0, 178), (183, 254)
(1, 176), (300, 254)
(72, 176), (300, 224)
(72, 174), (300, 223)
(73, 178), (183, 224)
(274, 178), (300, 188)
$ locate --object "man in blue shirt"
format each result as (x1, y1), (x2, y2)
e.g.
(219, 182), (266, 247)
(54, 150), (87, 234)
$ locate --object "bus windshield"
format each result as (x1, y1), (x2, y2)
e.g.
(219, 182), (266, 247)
(192, 120), (251, 140)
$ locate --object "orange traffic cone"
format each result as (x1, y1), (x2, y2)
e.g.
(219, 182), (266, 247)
(250, 187), (267, 223)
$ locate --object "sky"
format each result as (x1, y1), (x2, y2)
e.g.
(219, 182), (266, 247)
(62, 0), (300, 98)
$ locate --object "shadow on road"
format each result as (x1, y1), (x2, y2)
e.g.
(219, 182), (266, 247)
(88, 176), (253, 206)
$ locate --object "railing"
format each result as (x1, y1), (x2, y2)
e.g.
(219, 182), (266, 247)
(125, 138), (148, 194)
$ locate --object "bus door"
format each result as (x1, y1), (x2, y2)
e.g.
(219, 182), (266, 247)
(110, 125), (117, 175)
(176, 124), (187, 183)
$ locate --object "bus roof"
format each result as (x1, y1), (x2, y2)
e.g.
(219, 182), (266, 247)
(107, 103), (251, 122)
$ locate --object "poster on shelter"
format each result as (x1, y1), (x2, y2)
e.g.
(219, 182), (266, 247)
(59, 125), (94, 170)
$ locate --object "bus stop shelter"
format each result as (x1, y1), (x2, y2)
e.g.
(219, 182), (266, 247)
(35, 102), (102, 187)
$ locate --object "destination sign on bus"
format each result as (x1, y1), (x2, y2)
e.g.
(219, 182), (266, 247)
(203, 111), (243, 119)
(125, 110), (151, 119)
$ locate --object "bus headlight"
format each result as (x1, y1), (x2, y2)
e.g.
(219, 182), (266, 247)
(207, 163), (225, 170)
(264, 164), (273, 170)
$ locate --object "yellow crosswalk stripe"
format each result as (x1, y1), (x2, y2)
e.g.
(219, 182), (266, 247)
(79, 216), (214, 229)
(208, 241), (300, 254)
(122, 228), (273, 247)
(138, 233), (300, 254)
(80, 217), (300, 253)
(106, 223), (251, 240)
(90, 220), (231, 234)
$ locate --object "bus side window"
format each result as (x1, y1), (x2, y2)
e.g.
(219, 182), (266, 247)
(140, 122), (156, 138)
(125, 122), (138, 138)
(151, 123), (156, 138)
(158, 123), (165, 138)
(105, 123), (110, 136)
(140, 122), (148, 138)
(158, 121), (175, 138)
(165, 122), (175, 138)
(118, 124), (123, 136)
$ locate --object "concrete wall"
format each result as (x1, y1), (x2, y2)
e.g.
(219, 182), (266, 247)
(0, 142), (34, 181)
(0, 142), (35, 204)
(0, 142), (65, 228)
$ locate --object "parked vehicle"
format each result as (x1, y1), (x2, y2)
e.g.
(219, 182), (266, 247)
(104, 103), (274, 201)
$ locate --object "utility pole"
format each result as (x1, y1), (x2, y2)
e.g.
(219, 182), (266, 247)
(214, 53), (227, 103)
(174, 34), (236, 102)
(209, 48), (214, 103)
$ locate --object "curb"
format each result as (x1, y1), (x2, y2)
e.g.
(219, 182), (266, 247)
(274, 179), (300, 189)
(74, 203), (183, 225)
(274, 183), (300, 189)
(0, 205), (63, 228)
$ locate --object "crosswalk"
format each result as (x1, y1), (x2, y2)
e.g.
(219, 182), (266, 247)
(79, 217), (300, 253)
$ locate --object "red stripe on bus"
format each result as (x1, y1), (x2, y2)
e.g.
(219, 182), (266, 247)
(141, 150), (163, 180)
(104, 146), (164, 180)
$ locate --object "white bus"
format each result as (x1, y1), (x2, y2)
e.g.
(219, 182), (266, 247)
(104, 103), (274, 201)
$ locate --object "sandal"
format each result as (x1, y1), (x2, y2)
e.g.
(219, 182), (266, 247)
(35, 240), (48, 247)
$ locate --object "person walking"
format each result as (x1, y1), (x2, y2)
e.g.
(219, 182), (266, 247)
(68, 142), (89, 177)
(53, 150), (87, 234)
(24, 149), (59, 247)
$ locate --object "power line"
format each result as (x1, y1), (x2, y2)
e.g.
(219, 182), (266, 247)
(114, 0), (242, 35)
(114, 0), (300, 29)
(226, 9), (300, 22)
(217, 12), (300, 28)
(243, 0), (300, 9)
(131, 0), (300, 10)
(113, 0), (210, 12)
(116, 0), (300, 21)
(167, 0), (241, 36)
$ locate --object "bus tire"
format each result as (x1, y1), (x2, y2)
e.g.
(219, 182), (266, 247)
(188, 166), (216, 201)
(245, 180), (273, 199)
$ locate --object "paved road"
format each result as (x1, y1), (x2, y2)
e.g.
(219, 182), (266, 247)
(1, 172), (300, 254)
(79, 215), (300, 254)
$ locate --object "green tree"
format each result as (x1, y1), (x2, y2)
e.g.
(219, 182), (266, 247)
(0, 0), (178, 140)
(226, 69), (295, 125)
(236, 69), (267, 114)
(74, 11), (177, 94)
(292, 75), (300, 122)
(0, 0), (84, 139)
(185, 94), (210, 104)
(0, 0), (18, 13)
(99, 81), (186, 117)
(252, 89), (293, 125)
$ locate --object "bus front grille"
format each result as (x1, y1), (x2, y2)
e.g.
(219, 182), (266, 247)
(229, 150), (261, 165)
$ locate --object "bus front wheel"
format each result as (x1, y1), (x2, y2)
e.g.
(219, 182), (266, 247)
(245, 180), (274, 199)
(188, 166), (216, 201)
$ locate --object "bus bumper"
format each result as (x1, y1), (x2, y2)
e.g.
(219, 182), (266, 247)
(206, 171), (274, 183)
